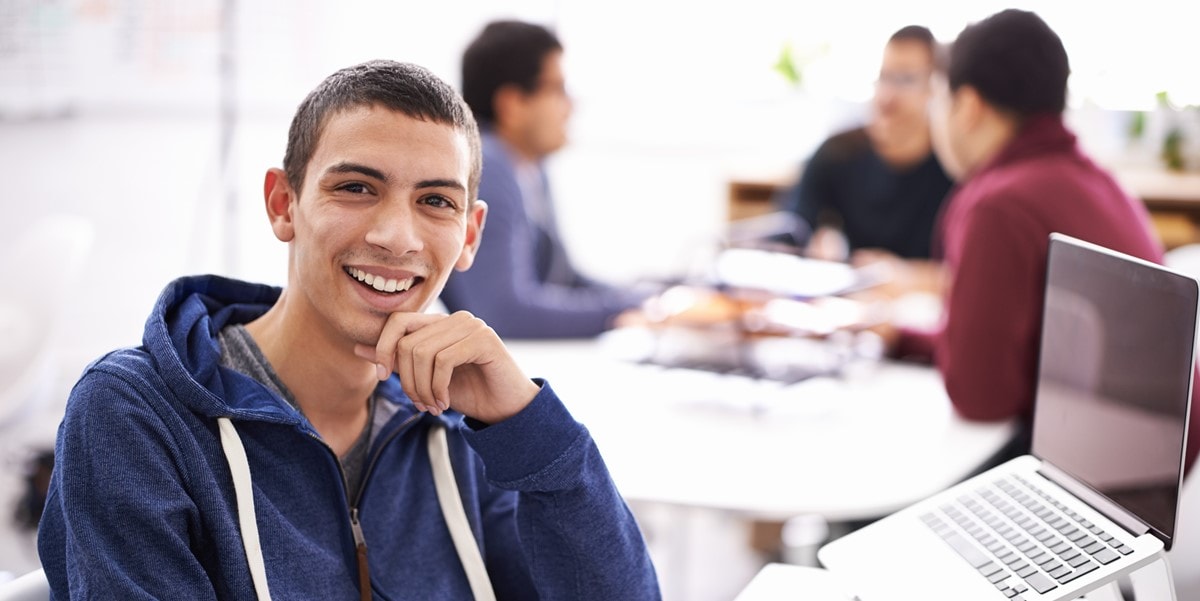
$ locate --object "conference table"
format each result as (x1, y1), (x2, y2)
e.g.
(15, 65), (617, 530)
(507, 333), (1016, 599)
(508, 333), (1017, 522)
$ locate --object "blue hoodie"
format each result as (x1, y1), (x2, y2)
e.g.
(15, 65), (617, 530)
(38, 275), (660, 600)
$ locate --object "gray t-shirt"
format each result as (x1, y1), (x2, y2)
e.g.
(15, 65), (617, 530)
(217, 324), (387, 500)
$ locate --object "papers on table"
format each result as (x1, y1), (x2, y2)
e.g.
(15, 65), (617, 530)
(712, 248), (887, 299)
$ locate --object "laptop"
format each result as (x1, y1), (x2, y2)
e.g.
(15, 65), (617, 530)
(818, 233), (1197, 600)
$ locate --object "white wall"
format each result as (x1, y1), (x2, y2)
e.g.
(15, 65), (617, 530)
(1, 0), (1195, 452)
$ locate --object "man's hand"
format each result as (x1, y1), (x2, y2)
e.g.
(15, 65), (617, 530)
(353, 311), (540, 424)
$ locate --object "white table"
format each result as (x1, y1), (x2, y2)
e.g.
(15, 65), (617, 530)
(508, 337), (1017, 522)
(733, 563), (854, 601)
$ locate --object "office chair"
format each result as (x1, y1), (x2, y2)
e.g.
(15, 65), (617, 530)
(0, 214), (93, 431)
(0, 568), (49, 601)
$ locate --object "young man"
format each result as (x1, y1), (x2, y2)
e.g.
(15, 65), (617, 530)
(776, 25), (954, 261)
(926, 9), (1199, 471)
(38, 60), (660, 600)
(442, 20), (648, 339)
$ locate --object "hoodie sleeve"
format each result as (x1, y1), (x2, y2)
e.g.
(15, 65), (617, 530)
(459, 381), (661, 600)
(38, 367), (220, 601)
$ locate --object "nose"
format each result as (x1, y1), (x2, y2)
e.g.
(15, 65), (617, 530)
(364, 197), (423, 255)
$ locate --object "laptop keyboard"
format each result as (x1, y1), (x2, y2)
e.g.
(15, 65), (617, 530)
(920, 474), (1135, 600)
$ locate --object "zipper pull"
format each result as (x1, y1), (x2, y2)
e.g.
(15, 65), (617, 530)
(351, 508), (371, 601)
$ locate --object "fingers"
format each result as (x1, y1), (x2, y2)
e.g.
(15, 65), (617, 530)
(373, 311), (490, 415)
(352, 344), (391, 381)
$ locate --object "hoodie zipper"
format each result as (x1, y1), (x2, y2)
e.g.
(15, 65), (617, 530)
(350, 508), (370, 600)
(310, 412), (424, 601)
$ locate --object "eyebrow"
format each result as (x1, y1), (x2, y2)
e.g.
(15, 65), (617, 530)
(323, 162), (465, 192)
(325, 161), (388, 182)
(414, 178), (467, 193)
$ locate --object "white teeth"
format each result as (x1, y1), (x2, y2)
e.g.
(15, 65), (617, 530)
(348, 267), (415, 293)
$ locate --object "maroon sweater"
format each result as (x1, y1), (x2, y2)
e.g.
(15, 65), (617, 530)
(933, 113), (1200, 473)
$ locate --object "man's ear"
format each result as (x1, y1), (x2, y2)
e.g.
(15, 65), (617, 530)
(953, 85), (986, 131)
(455, 199), (488, 271)
(492, 84), (526, 129)
(263, 167), (297, 242)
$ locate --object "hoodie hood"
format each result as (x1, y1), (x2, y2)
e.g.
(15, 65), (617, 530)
(144, 275), (416, 425)
(143, 275), (287, 419)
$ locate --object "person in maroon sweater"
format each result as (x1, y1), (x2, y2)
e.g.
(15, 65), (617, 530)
(924, 9), (1199, 472)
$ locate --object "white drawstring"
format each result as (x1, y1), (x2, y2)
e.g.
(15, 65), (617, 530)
(218, 417), (272, 601)
(428, 424), (496, 601)
(218, 417), (493, 601)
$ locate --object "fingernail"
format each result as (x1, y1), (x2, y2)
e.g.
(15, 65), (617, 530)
(436, 398), (449, 412)
(375, 363), (389, 381)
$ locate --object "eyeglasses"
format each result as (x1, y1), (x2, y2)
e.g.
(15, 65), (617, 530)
(533, 78), (569, 97)
(875, 71), (930, 93)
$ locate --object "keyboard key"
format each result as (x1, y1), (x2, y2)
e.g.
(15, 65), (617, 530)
(942, 531), (991, 568)
(1024, 571), (1058, 594)
(1049, 565), (1072, 579)
(1093, 548), (1120, 565)
(1068, 553), (1091, 568)
(1116, 544), (1134, 555)
(1058, 560), (1099, 584)
(980, 562), (1003, 577)
(1083, 541), (1106, 554)
(1016, 564), (1038, 578)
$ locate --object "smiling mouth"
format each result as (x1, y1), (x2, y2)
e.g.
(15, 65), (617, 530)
(346, 267), (422, 294)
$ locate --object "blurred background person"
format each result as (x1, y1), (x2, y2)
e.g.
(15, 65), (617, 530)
(774, 25), (953, 264)
(920, 9), (1198, 472)
(442, 20), (651, 339)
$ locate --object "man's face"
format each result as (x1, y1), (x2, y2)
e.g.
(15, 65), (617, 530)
(515, 50), (572, 157)
(275, 106), (484, 346)
(870, 40), (934, 141)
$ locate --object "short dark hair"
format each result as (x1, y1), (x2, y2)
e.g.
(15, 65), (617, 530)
(946, 9), (1070, 117)
(283, 60), (482, 200)
(461, 20), (562, 127)
(888, 25), (936, 55)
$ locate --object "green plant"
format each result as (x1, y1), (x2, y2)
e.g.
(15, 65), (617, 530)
(774, 43), (803, 88)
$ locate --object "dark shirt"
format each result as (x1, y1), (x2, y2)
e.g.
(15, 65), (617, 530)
(777, 127), (953, 259)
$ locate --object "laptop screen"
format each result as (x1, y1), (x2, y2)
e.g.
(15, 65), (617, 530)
(1032, 234), (1196, 547)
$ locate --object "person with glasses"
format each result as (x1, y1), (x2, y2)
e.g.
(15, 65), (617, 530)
(443, 20), (651, 339)
(775, 25), (953, 263)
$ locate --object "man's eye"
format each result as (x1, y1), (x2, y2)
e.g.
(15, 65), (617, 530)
(422, 195), (457, 210)
(339, 183), (370, 194)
